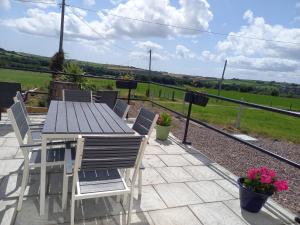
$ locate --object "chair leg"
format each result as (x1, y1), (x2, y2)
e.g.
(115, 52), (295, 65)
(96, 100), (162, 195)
(70, 197), (75, 225)
(62, 173), (68, 210)
(127, 190), (134, 225)
(138, 169), (142, 197)
(17, 164), (29, 211)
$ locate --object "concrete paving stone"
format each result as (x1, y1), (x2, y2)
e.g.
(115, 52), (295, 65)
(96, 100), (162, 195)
(1, 132), (16, 139)
(142, 155), (166, 168)
(187, 181), (235, 202)
(2, 138), (19, 147)
(0, 159), (23, 176)
(158, 155), (191, 167)
(156, 167), (195, 183)
(210, 163), (238, 181)
(154, 183), (202, 207)
(14, 149), (24, 159)
(182, 153), (212, 165)
(214, 179), (239, 198)
(144, 145), (166, 155)
(184, 165), (223, 181)
(0, 146), (19, 160)
(190, 202), (247, 225)
(149, 207), (203, 225)
(15, 196), (124, 225)
(127, 185), (167, 213)
(223, 199), (294, 225)
(161, 145), (187, 154)
(0, 198), (17, 225)
(0, 138), (6, 146)
(266, 199), (296, 223)
(0, 174), (38, 199)
(140, 168), (166, 185)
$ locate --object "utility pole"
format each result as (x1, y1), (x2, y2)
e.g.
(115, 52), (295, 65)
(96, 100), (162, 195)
(218, 59), (227, 96)
(58, 0), (66, 53)
(148, 49), (152, 76)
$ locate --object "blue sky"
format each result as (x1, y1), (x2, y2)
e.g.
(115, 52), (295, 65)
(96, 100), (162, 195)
(0, 0), (299, 83)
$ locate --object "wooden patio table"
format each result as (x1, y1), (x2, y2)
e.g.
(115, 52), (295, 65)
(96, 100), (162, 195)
(39, 100), (134, 215)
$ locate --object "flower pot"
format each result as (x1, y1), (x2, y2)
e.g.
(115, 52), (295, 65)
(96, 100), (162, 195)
(156, 125), (170, 141)
(238, 178), (272, 213)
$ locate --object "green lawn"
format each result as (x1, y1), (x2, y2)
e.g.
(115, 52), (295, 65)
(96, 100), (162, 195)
(1, 68), (299, 143)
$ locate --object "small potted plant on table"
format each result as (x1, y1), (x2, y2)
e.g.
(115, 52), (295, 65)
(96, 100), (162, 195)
(156, 112), (172, 141)
(238, 167), (288, 213)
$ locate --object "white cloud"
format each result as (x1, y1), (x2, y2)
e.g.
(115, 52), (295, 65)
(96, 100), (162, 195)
(84, 0), (95, 6)
(202, 10), (300, 76)
(134, 41), (162, 50)
(243, 10), (253, 23)
(1, 0), (213, 40)
(176, 45), (196, 59)
(296, 1), (300, 8)
(0, 0), (10, 10)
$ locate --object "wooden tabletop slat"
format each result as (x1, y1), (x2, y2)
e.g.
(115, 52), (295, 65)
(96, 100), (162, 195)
(42, 100), (134, 135)
(80, 102), (103, 133)
(73, 102), (92, 133)
(56, 101), (68, 133)
(66, 101), (80, 133)
(101, 104), (133, 133)
(42, 101), (58, 133)
(88, 103), (114, 133)
(94, 103), (124, 133)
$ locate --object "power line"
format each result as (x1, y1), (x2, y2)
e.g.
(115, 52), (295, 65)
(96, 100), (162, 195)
(12, 0), (59, 5)
(66, 4), (300, 46)
(69, 6), (132, 52)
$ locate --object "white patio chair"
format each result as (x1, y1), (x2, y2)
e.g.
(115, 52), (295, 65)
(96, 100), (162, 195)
(14, 91), (45, 128)
(113, 99), (130, 120)
(62, 89), (92, 102)
(7, 102), (73, 211)
(131, 108), (158, 196)
(63, 135), (147, 225)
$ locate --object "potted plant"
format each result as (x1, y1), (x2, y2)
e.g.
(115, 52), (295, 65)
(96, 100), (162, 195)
(238, 167), (288, 213)
(156, 112), (172, 141)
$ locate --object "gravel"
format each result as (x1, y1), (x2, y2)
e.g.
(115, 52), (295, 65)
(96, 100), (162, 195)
(129, 100), (300, 215)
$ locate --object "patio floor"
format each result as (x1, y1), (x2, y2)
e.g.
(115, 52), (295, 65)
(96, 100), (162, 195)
(0, 113), (297, 225)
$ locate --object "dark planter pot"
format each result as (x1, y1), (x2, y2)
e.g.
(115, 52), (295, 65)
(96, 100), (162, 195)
(116, 80), (137, 89)
(238, 178), (272, 213)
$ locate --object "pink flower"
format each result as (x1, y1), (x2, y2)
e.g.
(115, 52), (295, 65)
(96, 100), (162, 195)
(274, 180), (288, 192)
(260, 166), (268, 175)
(268, 169), (276, 178)
(261, 174), (272, 184)
(247, 168), (259, 180)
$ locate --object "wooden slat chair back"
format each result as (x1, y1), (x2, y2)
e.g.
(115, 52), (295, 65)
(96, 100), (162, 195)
(95, 90), (118, 109)
(63, 89), (92, 102)
(69, 135), (146, 225)
(7, 102), (66, 211)
(132, 108), (158, 137)
(113, 99), (130, 119)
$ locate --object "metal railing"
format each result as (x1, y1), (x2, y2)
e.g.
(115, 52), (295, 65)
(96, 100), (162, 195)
(1, 66), (299, 169)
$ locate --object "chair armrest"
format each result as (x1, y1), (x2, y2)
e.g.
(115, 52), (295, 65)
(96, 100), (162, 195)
(64, 143), (73, 176)
(20, 140), (75, 149)
(126, 117), (136, 123)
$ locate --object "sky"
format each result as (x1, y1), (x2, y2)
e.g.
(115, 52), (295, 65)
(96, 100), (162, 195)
(0, 0), (300, 84)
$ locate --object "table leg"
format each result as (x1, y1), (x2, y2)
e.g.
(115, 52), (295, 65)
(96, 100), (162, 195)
(40, 136), (47, 215)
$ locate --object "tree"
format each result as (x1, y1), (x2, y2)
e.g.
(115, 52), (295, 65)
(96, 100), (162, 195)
(49, 51), (64, 80)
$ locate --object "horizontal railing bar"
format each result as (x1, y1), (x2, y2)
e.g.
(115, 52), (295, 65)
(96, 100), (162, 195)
(1, 66), (299, 118)
(149, 100), (300, 169)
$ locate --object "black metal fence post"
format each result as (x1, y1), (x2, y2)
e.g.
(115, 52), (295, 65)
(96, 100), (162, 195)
(182, 93), (193, 145)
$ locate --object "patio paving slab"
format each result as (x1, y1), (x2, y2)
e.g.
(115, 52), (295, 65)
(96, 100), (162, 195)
(184, 165), (223, 181)
(142, 155), (166, 168)
(158, 155), (191, 167)
(0, 146), (18, 160)
(139, 168), (166, 185)
(187, 181), (235, 202)
(154, 183), (203, 207)
(148, 207), (203, 225)
(0, 159), (23, 176)
(214, 179), (239, 198)
(144, 146), (166, 155)
(182, 153), (213, 165)
(156, 167), (195, 183)
(0, 198), (17, 225)
(189, 202), (247, 225)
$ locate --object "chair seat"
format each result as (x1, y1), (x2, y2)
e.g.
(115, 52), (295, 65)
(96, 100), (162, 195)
(78, 169), (126, 194)
(31, 130), (42, 141)
(30, 148), (76, 164)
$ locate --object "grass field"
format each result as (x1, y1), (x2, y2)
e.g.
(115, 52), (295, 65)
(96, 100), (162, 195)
(1, 68), (299, 143)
